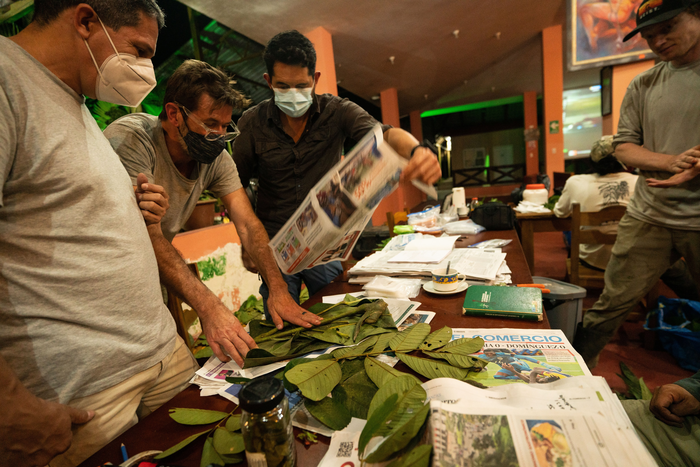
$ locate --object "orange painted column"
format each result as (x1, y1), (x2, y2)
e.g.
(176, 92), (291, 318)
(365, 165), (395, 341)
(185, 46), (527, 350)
(409, 110), (423, 142)
(523, 91), (539, 176)
(602, 60), (654, 135)
(305, 27), (338, 96)
(372, 88), (405, 227)
(542, 25), (564, 191)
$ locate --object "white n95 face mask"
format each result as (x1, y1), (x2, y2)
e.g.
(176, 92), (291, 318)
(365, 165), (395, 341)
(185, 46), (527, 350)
(274, 87), (313, 118)
(83, 16), (156, 107)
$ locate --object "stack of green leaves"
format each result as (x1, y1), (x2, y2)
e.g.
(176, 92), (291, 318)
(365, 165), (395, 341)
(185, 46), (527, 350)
(155, 407), (245, 466)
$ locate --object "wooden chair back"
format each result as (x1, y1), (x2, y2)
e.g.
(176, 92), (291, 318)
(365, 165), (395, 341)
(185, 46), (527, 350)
(166, 262), (200, 352)
(386, 210), (409, 237)
(568, 203), (626, 287)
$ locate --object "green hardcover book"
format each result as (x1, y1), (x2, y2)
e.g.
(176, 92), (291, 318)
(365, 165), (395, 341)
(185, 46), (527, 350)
(462, 286), (543, 321)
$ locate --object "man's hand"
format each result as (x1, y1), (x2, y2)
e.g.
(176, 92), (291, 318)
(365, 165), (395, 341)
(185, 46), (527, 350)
(647, 158), (700, 187)
(135, 173), (170, 225)
(649, 383), (700, 427)
(199, 304), (258, 367)
(267, 291), (323, 330)
(401, 147), (442, 185)
(667, 145), (700, 174)
(0, 390), (93, 467)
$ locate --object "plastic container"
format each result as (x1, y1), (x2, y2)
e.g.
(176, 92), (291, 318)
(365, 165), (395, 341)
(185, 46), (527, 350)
(523, 184), (548, 205)
(533, 276), (586, 343)
(240, 378), (296, 467)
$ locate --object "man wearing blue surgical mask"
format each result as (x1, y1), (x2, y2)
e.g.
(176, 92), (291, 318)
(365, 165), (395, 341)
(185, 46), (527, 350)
(0, 1), (202, 465)
(233, 30), (442, 311)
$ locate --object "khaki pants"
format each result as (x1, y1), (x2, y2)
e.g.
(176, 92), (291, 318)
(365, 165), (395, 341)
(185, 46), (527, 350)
(49, 336), (198, 467)
(622, 399), (700, 467)
(573, 215), (700, 366)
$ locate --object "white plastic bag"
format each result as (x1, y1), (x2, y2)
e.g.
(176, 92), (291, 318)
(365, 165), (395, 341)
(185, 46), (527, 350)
(443, 219), (486, 235)
(363, 275), (423, 299)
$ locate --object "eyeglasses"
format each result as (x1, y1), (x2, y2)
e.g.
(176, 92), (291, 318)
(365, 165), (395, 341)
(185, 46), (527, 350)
(176, 103), (240, 142)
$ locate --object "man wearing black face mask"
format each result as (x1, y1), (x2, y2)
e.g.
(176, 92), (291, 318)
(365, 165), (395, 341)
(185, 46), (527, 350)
(105, 60), (322, 362)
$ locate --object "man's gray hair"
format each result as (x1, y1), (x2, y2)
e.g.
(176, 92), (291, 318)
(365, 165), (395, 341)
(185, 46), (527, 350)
(33, 0), (165, 30)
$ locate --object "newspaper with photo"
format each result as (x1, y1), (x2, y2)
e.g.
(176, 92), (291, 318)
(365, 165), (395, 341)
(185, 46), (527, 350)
(426, 376), (657, 467)
(451, 328), (591, 387)
(269, 124), (410, 275)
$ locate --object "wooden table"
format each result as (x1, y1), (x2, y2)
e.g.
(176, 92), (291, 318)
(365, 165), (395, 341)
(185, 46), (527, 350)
(516, 211), (571, 273)
(80, 229), (547, 467)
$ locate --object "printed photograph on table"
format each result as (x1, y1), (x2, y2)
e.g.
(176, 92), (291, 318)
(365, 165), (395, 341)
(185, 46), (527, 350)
(316, 174), (358, 228)
(431, 413), (517, 467)
(295, 202), (318, 236)
(568, 0), (654, 70)
(526, 420), (572, 467)
(474, 347), (576, 385)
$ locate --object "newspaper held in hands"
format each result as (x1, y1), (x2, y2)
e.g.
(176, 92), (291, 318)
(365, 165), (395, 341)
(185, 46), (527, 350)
(269, 124), (409, 275)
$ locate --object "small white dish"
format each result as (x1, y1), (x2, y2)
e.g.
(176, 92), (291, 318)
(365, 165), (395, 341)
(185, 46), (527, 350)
(423, 281), (469, 295)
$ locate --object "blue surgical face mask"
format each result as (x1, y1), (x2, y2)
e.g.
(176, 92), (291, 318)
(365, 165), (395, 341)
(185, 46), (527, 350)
(273, 87), (313, 118)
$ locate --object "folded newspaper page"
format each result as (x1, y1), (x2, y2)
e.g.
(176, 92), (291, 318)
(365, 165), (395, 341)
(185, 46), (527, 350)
(269, 124), (408, 274)
(426, 376), (657, 466)
(451, 328), (591, 387)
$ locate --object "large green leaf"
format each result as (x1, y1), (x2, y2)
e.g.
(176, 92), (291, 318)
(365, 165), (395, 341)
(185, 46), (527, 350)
(332, 380), (377, 419)
(639, 377), (654, 400)
(364, 404), (430, 463)
(303, 323), (356, 345)
(340, 358), (367, 382)
(201, 437), (225, 467)
(422, 351), (488, 369)
(257, 337), (293, 357)
(367, 375), (426, 435)
(332, 335), (379, 359)
(154, 429), (210, 459)
(385, 444), (432, 467)
(225, 414), (241, 432)
(285, 359), (342, 401)
(359, 393), (398, 455)
(212, 427), (245, 456)
(373, 332), (397, 353)
(419, 326), (452, 351)
(357, 325), (394, 342)
(434, 337), (485, 356)
(389, 324), (432, 352)
(168, 408), (228, 425)
(305, 397), (352, 431)
(365, 357), (415, 388)
(396, 353), (469, 380)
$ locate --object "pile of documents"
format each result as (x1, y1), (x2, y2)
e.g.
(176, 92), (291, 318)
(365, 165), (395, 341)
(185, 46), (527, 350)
(349, 233), (511, 284)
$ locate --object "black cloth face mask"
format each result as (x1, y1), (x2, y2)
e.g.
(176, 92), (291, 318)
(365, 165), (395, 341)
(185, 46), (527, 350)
(183, 130), (226, 165)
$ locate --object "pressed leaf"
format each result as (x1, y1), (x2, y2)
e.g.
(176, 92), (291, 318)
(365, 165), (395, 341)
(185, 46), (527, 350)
(212, 427), (245, 455)
(419, 326), (452, 351)
(201, 437), (225, 467)
(154, 429), (210, 459)
(365, 357), (412, 388)
(332, 335), (379, 359)
(367, 375), (426, 436)
(385, 444), (432, 467)
(389, 323), (431, 352)
(344, 368), (377, 388)
(340, 358), (367, 382)
(257, 337), (293, 357)
(168, 408), (228, 425)
(282, 357), (315, 392)
(357, 325), (394, 342)
(359, 393), (398, 455)
(396, 353), (469, 380)
(305, 397), (352, 431)
(225, 376), (251, 385)
(285, 359), (342, 401)
(225, 414), (241, 432)
(333, 382), (377, 419)
(435, 337), (485, 356)
(364, 403), (430, 463)
(373, 332), (397, 353)
(423, 351), (486, 369)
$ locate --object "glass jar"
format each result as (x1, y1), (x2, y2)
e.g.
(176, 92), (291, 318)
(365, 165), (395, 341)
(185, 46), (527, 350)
(240, 378), (296, 467)
(470, 197), (480, 212)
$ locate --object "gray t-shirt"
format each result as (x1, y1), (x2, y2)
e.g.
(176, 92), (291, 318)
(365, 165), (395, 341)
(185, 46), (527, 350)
(614, 59), (700, 230)
(0, 37), (176, 403)
(104, 114), (242, 242)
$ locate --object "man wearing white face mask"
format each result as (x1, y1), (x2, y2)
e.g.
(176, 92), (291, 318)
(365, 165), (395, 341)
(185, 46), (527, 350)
(233, 30), (442, 310)
(0, 2), (199, 466)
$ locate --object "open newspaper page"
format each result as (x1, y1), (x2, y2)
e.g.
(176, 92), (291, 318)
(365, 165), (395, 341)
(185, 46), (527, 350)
(269, 124), (407, 275)
(426, 376), (657, 467)
(452, 328), (591, 387)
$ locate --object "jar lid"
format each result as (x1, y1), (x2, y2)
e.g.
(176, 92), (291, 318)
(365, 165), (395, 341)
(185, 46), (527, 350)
(239, 378), (285, 414)
(525, 184), (546, 189)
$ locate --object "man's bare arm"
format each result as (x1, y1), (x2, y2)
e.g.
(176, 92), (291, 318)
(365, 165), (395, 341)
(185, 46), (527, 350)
(616, 142), (700, 173)
(146, 222), (257, 366)
(0, 355), (93, 467)
(222, 190), (323, 330)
